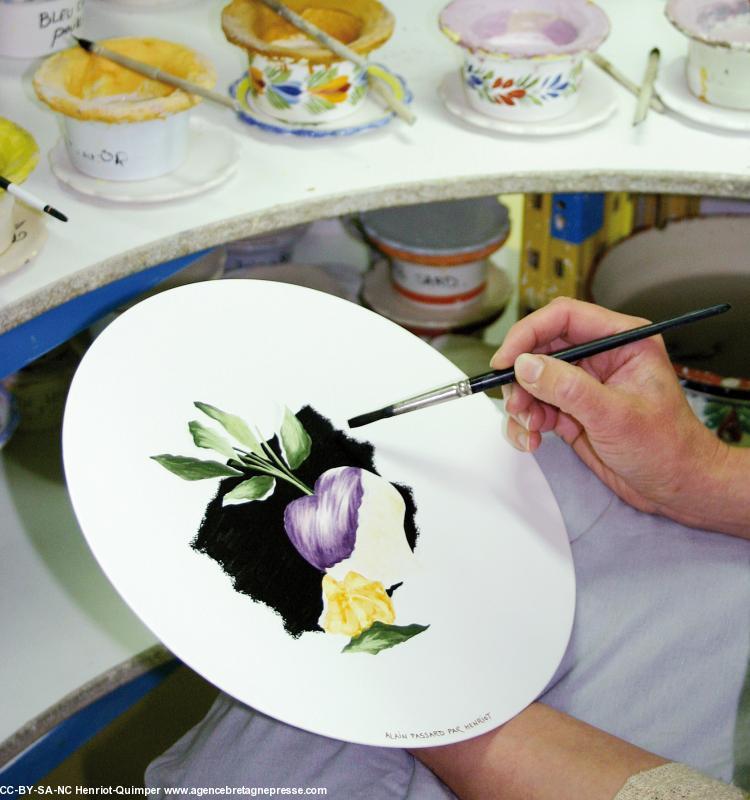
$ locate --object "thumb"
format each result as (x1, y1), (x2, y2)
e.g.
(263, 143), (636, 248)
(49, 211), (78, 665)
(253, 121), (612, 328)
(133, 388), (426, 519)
(514, 353), (617, 432)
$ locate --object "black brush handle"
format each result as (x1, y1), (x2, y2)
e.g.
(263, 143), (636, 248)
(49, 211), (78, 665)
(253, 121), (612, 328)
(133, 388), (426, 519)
(468, 303), (731, 395)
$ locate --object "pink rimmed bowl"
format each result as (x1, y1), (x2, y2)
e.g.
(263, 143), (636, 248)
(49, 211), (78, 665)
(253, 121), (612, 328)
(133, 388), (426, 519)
(666, 0), (750, 109)
(439, 0), (609, 121)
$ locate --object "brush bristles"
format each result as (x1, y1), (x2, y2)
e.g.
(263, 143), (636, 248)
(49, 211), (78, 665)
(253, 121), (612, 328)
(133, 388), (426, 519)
(73, 36), (94, 51)
(347, 405), (395, 429)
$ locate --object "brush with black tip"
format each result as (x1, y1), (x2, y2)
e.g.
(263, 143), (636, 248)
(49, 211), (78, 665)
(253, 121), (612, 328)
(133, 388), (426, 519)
(73, 36), (240, 113)
(347, 303), (732, 429)
(1, 176), (68, 222)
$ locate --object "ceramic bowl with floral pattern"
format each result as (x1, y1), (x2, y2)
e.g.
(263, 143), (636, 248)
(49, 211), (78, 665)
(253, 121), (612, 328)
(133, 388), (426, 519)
(439, 0), (609, 121)
(666, 0), (750, 110)
(222, 0), (394, 124)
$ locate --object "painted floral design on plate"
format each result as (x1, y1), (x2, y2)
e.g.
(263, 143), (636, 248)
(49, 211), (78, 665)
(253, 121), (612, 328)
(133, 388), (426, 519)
(464, 61), (583, 106)
(249, 55), (368, 115)
(152, 404), (429, 654)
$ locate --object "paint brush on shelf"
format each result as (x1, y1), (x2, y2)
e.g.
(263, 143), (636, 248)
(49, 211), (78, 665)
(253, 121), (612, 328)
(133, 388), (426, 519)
(588, 52), (665, 113)
(347, 303), (731, 429)
(633, 47), (661, 126)
(0, 176), (67, 222)
(73, 37), (240, 113)
(254, 0), (416, 125)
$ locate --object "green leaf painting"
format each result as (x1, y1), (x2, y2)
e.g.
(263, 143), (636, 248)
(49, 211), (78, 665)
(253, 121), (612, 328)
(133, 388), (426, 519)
(306, 95), (335, 115)
(194, 402), (264, 456)
(342, 622), (430, 655)
(308, 66), (338, 89)
(280, 406), (312, 469)
(188, 420), (236, 461)
(348, 81), (367, 106)
(150, 455), (242, 481)
(223, 476), (276, 505)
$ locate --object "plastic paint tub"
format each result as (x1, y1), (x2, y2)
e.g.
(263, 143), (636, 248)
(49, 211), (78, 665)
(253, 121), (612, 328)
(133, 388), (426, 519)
(62, 111), (190, 181)
(33, 37), (216, 181)
(0, 118), (39, 252)
(667, 0), (750, 109)
(0, 0), (85, 59)
(361, 197), (510, 307)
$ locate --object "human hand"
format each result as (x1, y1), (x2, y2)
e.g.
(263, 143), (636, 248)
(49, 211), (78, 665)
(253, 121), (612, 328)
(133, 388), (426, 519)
(490, 298), (734, 528)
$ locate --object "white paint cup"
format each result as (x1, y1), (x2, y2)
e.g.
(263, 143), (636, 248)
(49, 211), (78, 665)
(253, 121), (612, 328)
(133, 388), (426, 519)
(0, 0), (85, 59)
(62, 111), (191, 181)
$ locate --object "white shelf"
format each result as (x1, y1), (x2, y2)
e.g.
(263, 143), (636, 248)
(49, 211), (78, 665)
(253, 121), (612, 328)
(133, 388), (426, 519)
(1, 0), (749, 334)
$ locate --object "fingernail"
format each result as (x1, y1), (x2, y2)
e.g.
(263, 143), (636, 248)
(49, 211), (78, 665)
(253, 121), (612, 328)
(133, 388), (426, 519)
(518, 411), (531, 430)
(516, 428), (529, 451)
(501, 384), (512, 403)
(516, 354), (544, 385)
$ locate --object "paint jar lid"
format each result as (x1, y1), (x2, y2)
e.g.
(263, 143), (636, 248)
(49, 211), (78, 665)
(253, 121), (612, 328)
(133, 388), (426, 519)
(360, 197), (510, 261)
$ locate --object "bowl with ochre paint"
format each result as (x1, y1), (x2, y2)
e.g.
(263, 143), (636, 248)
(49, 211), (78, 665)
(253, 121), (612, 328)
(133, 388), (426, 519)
(0, 119), (39, 255)
(666, 0), (750, 109)
(33, 38), (216, 181)
(360, 197), (510, 307)
(439, 0), (609, 121)
(590, 215), (750, 447)
(222, 0), (394, 124)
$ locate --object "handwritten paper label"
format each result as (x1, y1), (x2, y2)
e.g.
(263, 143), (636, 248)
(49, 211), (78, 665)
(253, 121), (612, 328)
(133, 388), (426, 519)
(38, 0), (85, 51)
(0, 0), (85, 57)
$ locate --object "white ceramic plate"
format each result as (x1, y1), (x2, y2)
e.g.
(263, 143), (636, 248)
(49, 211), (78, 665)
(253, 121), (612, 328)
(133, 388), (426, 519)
(655, 57), (750, 132)
(363, 260), (513, 335)
(0, 205), (48, 279)
(230, 74), (413, 138)
(63, 280), (574, 748)
(49, 119), (240, 203)
(438, 64), (617, 136)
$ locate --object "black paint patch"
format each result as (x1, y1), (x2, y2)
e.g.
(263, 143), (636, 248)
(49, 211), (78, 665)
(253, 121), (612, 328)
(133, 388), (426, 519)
(192, 406), (419, 638)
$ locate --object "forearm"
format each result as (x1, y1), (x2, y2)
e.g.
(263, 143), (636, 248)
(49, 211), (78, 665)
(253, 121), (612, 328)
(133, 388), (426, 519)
(413, 703), (666, 800)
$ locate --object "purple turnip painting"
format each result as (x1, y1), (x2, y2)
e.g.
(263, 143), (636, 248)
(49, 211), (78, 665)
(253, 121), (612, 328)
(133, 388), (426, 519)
(152, 403), (429, 655)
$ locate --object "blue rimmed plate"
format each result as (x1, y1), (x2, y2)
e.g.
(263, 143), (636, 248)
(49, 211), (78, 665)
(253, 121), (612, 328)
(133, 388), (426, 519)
(229, 74), (413, 138)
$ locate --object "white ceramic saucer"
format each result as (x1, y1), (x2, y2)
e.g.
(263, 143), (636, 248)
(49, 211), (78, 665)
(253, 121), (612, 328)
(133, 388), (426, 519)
(362, 260), (512, 336)
(438, 64), (617, 136)
(49, 119), (240, 203)
(0, 205), (48, 279)
(655, 57), (750, 133)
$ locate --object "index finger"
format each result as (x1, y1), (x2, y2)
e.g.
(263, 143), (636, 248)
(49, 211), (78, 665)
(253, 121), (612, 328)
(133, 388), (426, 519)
(490, 297), (650, 370)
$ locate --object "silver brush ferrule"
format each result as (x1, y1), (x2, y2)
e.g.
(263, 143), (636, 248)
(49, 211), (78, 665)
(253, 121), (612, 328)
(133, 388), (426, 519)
(391, 379), (472, 417)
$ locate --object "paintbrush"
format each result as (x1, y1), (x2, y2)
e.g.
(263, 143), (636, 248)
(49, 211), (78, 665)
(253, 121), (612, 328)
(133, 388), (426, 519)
(347, 303), (731, 428)
(254, 0), (415, 125)
(73, 37), (240, 113)
(0, 176), (67, 222)
(588, 52), (665, 113)
(633, 47), (661, 126)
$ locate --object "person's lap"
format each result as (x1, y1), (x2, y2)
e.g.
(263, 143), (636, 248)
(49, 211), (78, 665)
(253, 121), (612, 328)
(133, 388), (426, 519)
(146, 435), (750, 797)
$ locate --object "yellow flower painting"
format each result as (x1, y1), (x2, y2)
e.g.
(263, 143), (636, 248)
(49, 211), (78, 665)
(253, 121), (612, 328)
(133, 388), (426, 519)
(320, 571), (395, 637)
